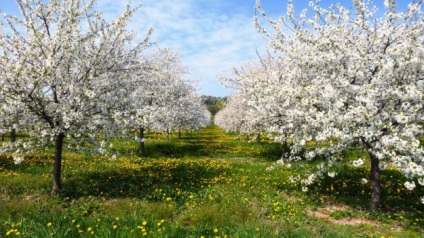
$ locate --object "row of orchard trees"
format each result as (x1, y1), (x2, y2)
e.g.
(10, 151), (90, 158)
(0, 0), (210, 193)
(218, 0), (424, 210)
(117, 48), (210, 155)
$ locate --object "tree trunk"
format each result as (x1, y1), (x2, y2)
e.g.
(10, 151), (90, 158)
(166, 128), (170, 141)
(281, 140), (290, 161)
(52, 132), (65, 194)
(10, 129), (16, 142)
(255, 132), (261, 143)
(178, 129), (181, 139)
(1, 134), (4, 142)
(370, 151), (382, 210)
(139, 127), (145, 156)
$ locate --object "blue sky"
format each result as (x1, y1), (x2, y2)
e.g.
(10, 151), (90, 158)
(0, 0), (418, 96)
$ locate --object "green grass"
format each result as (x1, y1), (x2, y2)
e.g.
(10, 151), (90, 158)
(0, 125), (423, 237)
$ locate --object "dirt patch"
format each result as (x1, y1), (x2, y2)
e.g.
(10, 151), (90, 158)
(102, 198), (133, 205)
(307, 205), (378, 227)
(280, 194), (298, 201)
(24, 195), (41, 202)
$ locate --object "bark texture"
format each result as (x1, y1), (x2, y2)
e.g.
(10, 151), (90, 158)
(370, 151), (382, 210)
(52, 132), (65, 194)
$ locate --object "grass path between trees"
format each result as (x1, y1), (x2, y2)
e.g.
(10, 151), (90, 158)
(0, 125), (423, 237)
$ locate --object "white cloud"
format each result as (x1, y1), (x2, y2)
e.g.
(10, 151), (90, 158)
(98, 0), (266, 96)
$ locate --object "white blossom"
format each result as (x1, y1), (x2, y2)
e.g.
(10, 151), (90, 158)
(13, 154), (24, 165)
(418, 178), (424, 186)
(328, 172), (337, 178)
(352, 159), (365, 167)
(404, 181), (416, 191)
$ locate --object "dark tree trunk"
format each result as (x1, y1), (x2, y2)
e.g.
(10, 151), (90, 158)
(281, 140), (290, 161)
(10, 129), (16, 142)
(255, 132), (261, 143)
(178, 130), (181, 139)
(139, 127), (145, 156)
(52, 132), (65, 194)
(370, 151), (382, 210)
(1, 134), (4, 142)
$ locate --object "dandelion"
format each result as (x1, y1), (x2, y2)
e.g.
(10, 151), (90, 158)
(87, 227), (92, 232)
(213, 228), (219, 233)
(142, 221), (147, 226)
(166, 197), (172, 202)
(6, 229), (15, 236)
(47, 222), (52, 227)
(113, 225), (117, 229)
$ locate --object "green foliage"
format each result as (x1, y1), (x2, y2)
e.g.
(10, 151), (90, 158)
(201, 95), (227, 116)
(201, 95), (228, 105)
(0, 126), (423, 237)
(206, 104), (222, 116)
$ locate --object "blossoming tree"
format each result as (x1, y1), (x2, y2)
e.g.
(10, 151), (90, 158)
(253, 0), (424, 209)
(214, 93), (246, 134)
(0, 0), (152, 193)
(117, 48), (210, 154)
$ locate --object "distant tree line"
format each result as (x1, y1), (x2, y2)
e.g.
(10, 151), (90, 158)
(201, 96), (227, 116)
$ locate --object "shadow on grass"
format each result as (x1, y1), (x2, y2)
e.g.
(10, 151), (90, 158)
(141, 137), (282, 161)
(299, 164), (424, 227)
(60, 159), (230, 202)
(0, 154), (52, 174)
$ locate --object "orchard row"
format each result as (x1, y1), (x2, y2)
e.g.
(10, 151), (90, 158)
(0, 0), (210, 193)
(216, 0), (424, 209)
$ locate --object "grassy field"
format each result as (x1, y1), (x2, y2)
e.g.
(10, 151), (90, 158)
(0, 125), (423, 237)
